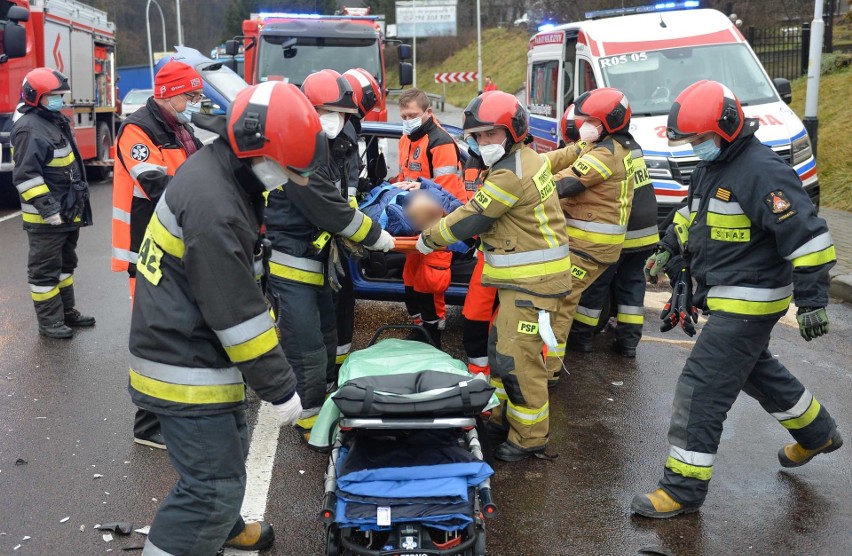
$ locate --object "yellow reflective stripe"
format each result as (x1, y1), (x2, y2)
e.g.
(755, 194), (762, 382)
(792, 246), (836, 268)
(619, 178), (630, 226)
(481, 180), (519, 207)
(665, 456), (713, 481)
(439, 218), (458, 244)
(21, 184), (50, 201)
(269, 260), (325, 286)
(483, 256), (572, 280)
(31, 287), (60, 302)
(129, 370), (245, 404)
(490, 377), (508, 401)
(707, 295), (792, 316)
(534, 204), (558, 249)
(706, 212), (751, 229)
(617, 313), (644, 324)
(623, 233), (660, 249)
(222, 327), (279, 364)
(574, 312), (598, 326)
(336, 353), (350, 365)
(296, 413), (319, 430)
(506, 400), (549, 425)
(22, 213), (81, 225)
(350, 214), (374, 243)
(780, 398), (821, 430)
(46, 152), (76, 167)
(567, 227), (626, 245)
(578, 154), (613, 179)
(58, 275), (73, 289)
(546, 342), (566, 358)
(149, 213), (186, 259)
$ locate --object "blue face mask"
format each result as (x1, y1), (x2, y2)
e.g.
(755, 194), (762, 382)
(465, 136), (480, 156)
(46, 95), (64, 112)
(692, 138), (721, 161)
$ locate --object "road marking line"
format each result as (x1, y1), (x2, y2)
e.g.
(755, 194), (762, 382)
(642, 336), (695, 347)
(223, 401), (281, 556)
(0, 211), (22, 223)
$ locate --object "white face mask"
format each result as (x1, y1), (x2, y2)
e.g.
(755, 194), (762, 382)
(252, 157), (291, 191)
(319, 112), (345, 138)
(401, 116), (423, 136)
(579, 121), (602, 142)
(479, 143), (506, 167)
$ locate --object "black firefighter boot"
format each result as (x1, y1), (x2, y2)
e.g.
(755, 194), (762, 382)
(60, 284), (95, 327)
(423, 321), (442, 350)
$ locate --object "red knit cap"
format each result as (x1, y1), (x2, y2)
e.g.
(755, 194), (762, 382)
(154, 60), (203, 99)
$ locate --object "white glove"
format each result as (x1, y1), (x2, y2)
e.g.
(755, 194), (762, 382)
(415, 234), (434, 255)
(538, 309), (558, 349)
(44, 213), (62, 226)
(366, 230), (395, 252)
(273, 393), (303, 427)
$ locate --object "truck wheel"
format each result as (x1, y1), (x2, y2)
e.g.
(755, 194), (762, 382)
(86, 121), (112, 182)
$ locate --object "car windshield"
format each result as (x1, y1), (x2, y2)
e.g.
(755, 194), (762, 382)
(600, 43), (778, 116)
(124, 90), (152, 104)
(257, 35), (381, 87)
(198, 65), (247, 101)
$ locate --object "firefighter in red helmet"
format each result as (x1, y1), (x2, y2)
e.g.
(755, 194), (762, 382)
(11, 68), (95, 339)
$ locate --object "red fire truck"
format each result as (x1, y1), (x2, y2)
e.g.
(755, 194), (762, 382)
(1, 0), (118, 205)
(226, 10), (412, 122)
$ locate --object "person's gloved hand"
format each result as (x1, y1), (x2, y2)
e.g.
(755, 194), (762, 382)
(44, 213), (62, 226)
(365, 230), (395, 252)
(415, 234), (434, 255)
(797, 307), (829, 341)
(273, 393), (303, 427)
(660, 266), (699, 337)
(644, 247), (671, 284)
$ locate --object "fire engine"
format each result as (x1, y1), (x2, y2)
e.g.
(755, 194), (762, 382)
(1, 0), (118, 206)
(226, 10), (412, 122)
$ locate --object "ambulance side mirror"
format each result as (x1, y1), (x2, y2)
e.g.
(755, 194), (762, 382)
(773, 78), (792, 105)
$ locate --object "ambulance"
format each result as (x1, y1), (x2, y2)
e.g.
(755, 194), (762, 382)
(526, 6), (819, 224)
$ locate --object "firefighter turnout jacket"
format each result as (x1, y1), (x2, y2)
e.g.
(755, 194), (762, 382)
(661, 120), (836, 318)
(553, 134), (637, 264)
(265, 153), (383, 288)
(112, 97), (202, 272)
(623, 146), (659, 252)
(11, 106), (91, 231)
(422, 143), (574, 298)
(128, 139), (297, 416)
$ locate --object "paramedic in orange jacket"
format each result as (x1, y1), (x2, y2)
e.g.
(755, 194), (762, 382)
(394, 88), (464, 348)
(111, 60), (204, 451)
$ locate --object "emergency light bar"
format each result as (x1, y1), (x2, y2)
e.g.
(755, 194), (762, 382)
(585, 1), (699, 19)
(252, 12), (381, 21)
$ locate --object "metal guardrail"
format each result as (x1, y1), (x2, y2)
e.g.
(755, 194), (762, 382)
(386, 89), (445, 112)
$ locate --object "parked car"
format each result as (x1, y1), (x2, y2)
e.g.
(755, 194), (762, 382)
(155, 46), (249, 115)
(120, 88), (152, 116)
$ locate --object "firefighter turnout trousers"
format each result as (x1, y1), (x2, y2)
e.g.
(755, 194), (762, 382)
(545, 251), (609, 380)
(27, 230), (79, 326)
(488, 289), (572, 450)
(143, 410), (249, 556)
(269, 274), (337, 415)
(659, 313), (836, 507)
(568, 248), (652, 350)
(333, 258), (355, 368)
(462, 252), (498, 374)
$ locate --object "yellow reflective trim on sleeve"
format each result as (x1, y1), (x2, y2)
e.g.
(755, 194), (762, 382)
(707, 295), (792, 316)
(21, 184), (50, 201)
(22, 212), (81, 225)
(481, 180), (519, 207)
(567, 227), (626, 245)
(575, 154), (613, 179)
(483, 256), (572, 280)
(706, 212), (751, 229)
(665, 456), (713, 480)
(222, 327), (279, 364)
(792, 246), (836, 268)
(617, 312), (644, 325)
(269, 261), (325, 286)
(439, 218), (459, 244)
(573, 312), (598, 326)
(780, 398), (821, 430)
(46, 152), (76, 167)
(623, 233), (660, 249)
(517, 321), (539, 335)
(148, 213), (186, 259)
(349, 214), (374, 243)
(129, 370), (245, 405)
(58, 275), (73, 289)
(31, 287), (60, 302)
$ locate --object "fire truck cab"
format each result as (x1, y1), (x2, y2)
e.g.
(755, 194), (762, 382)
(526, 5), (818, 225)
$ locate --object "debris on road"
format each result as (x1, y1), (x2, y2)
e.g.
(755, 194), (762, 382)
(60, 517), (70, 523)
(96, 522), (132, 535)
(122, 542), (145, 551)
(612, 381), (624, 386)
(134, 526), (150, 536)
(15, 458), (27, 466)
(103, 533), (113, 542)
(94, 473), (104, 479)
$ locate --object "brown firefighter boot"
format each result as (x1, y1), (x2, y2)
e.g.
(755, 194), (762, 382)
(223, 521), (275, 551)
(631, 488), (700, 519)
(779, 429), (843, 468)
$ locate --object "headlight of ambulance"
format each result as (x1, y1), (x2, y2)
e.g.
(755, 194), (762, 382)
(791, 134), (813, 165)
(644, 156), (672, 180)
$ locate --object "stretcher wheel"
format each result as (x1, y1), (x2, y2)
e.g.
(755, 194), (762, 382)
(326, 524), (341, 556)
(474, 527), (486, 556)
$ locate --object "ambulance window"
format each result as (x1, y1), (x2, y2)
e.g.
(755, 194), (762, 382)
(578, 59), (598, 95)
(562, 63), (574, 107)
(529, 60), (559, 118)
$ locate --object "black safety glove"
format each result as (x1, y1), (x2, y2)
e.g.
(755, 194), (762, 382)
(796, 307), (829, 341)
(660, 264), (699, 337)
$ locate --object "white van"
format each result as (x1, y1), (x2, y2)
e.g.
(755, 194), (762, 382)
(526, 7), (818, 224)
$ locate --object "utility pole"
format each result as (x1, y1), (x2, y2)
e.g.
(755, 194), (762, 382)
(412, 0), (417, 88)
(476, 0), (482, 93)
(146, 0), (167, 89)
(803, 0), (824, 158)
(175, 0), (183, 46)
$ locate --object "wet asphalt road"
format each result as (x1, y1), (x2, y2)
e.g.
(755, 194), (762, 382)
(2, 153), (852, 554)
